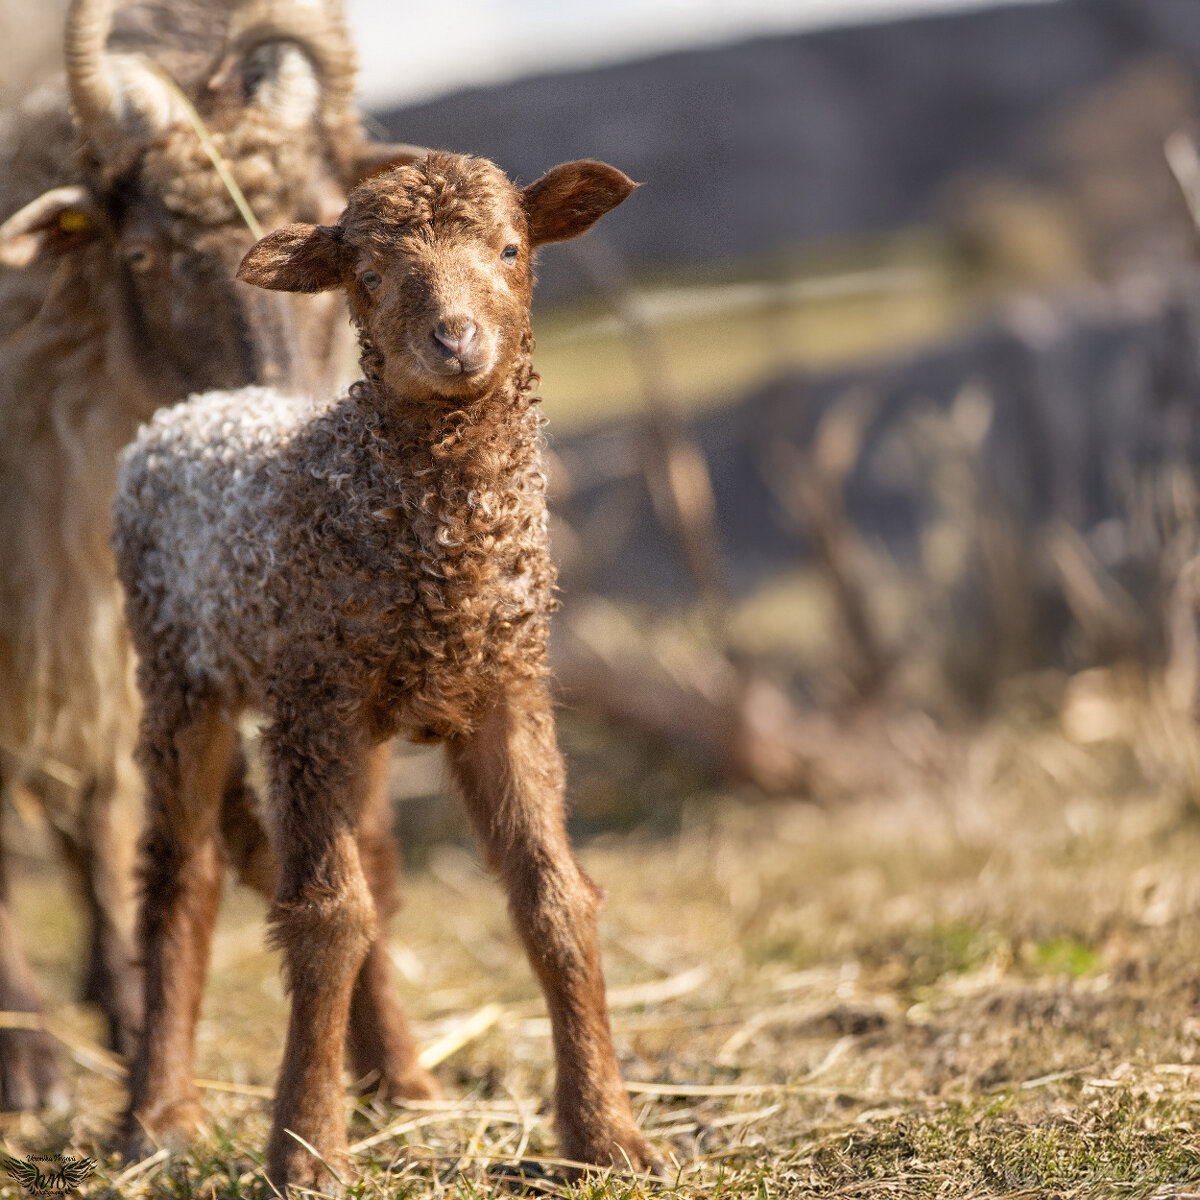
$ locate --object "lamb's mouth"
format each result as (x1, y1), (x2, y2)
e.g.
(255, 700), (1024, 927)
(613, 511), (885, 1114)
(415, 346), (489, 378)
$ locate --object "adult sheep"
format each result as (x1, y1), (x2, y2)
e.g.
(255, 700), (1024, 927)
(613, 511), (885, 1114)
(0, 0), (422, 1109)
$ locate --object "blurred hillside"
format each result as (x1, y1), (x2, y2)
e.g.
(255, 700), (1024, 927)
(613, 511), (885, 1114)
(379, 0), (1200, 301)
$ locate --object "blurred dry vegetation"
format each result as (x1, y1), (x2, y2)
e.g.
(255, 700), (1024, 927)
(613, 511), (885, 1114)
(10, 1), (1200, 1196)
(0, 1), (68, 108)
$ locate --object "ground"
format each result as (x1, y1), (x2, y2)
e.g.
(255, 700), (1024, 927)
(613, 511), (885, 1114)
(2, 671), (1200, 1198)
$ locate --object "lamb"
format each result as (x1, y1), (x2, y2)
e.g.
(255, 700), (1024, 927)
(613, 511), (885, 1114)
(112, 150), (657, 1192)
(0, 0), (422, 1107)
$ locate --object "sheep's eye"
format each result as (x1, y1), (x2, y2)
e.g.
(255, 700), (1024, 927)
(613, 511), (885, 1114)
(125, 245), (155, 272)
(361, 270), (382, 291)
(501, 244), (519, 264)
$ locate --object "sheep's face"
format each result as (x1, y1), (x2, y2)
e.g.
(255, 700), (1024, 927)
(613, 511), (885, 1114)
(238, 152), (638, 405)
(0, 34), (423, 408)
(98, 114), (343, 400)
(101, 194), (285, 399)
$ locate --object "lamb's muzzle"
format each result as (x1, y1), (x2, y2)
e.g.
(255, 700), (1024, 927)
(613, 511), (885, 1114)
(114, 150), (657, 1193)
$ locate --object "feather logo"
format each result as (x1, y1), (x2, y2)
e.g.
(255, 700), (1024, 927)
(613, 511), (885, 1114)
(4, 1154), (96, 1193)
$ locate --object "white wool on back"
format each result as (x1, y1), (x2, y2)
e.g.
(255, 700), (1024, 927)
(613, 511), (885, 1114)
(116, 386), (318, 706)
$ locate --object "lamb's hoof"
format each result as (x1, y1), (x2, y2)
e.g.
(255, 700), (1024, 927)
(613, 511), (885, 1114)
(123, 1097), (207, 1161)
(376, 1065), (440, 1104)
(0, 1026), (67, 1112)
(268, 1135), (349, 1198)
(567, 1125), (669, 1179)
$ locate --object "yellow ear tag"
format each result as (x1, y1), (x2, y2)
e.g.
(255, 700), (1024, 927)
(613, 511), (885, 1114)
(58, 209), (92, 233)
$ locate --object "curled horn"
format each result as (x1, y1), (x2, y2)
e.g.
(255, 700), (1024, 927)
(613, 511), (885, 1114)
(64, 0), (118, 141)
(65, 0), (188, 156)
(221, 0), (358, 128)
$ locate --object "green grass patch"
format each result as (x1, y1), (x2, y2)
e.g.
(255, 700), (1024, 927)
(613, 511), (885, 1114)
(1026, 936), (1102, 980)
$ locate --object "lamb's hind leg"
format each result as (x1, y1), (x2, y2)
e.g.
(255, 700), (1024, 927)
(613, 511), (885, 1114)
(447, 683), (662, 1175)
(262, 711), (376, 1194)
(124, 698), (234, 1156)
(346, 742), (438, 1103)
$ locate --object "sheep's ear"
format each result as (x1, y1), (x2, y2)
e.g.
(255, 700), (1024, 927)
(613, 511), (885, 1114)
(345, 141), (428, 186)
(0, 186), (102, 268)
(237, 223), (347, 292)
(522, 160), (639, 247)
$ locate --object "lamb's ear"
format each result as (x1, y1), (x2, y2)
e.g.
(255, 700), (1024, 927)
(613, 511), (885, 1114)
(236, 223), (347, 292)
(522, 160), (639, 247)
(345, 140), (428, 186)
(0, 186), (102, 268)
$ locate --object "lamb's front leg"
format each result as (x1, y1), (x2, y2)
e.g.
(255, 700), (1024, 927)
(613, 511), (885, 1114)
(263, 713), (377, 1194)
(448, 683), (662, 1175)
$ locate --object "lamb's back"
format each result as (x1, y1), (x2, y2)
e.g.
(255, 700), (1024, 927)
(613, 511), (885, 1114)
(114, 385), (318, 698)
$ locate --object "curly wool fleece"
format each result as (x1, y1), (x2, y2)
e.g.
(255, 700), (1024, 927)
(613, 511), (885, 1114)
(115, 367), (554, 743)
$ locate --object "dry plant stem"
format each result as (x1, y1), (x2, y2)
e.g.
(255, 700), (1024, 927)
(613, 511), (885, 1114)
(448, 683), (659, 1171)
(760, 390), (892, 699)
(1165, 130), (1200, 252)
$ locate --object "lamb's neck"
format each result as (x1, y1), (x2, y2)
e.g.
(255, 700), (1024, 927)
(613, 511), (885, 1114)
(355, 370), (543, 492)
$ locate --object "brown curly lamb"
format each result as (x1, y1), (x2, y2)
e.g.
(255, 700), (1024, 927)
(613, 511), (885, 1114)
(112, 151), (656, 1191)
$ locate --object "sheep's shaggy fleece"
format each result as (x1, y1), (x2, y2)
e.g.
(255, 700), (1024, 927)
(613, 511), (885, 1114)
(116, 372), (554, 742)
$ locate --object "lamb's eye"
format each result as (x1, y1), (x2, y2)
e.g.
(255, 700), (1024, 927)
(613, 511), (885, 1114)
(501, 244), (518, 264)
(361, 270), (382, 291)
(124, 245), (155, 272)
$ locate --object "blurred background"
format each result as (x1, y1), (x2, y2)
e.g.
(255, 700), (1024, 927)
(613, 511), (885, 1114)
(10, 5), (1200, 1189)
(9, 0), (1200, 825)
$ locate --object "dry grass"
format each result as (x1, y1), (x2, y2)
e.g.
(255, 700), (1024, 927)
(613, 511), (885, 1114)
(3, 670), (1200, 1197)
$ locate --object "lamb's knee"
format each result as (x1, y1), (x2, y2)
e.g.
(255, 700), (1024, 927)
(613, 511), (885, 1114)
(269, 845), (377, 985)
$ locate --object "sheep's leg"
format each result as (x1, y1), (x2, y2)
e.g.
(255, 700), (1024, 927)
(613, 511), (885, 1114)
(51, 776), (142, 1059)
(124, 701), (234, 1155)
(218, 740), (436, 1104)
(263, 715), (377, 1194)
(0, 792), (64, 1111)
(346, 742), (439, 1102)
(218, 739), (277, 896)
(448, 683), (662, 1174)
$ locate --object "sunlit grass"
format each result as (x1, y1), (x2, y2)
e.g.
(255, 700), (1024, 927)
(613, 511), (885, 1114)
(3, 670), (1200, 1196)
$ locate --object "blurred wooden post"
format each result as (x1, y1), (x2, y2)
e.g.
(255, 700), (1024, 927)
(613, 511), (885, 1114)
(568, 236), (730, 644)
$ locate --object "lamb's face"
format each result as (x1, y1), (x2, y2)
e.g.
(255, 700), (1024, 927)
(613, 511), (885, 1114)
(237, 152), (639, 405)
(340, 157), (534, 403)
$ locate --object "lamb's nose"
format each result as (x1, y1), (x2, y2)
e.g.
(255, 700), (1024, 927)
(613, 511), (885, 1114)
(434, 320), (477, 357)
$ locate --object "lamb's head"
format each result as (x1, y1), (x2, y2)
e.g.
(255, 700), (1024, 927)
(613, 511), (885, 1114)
(0, 0), (423, 402)
(237, 152), (638, 405)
